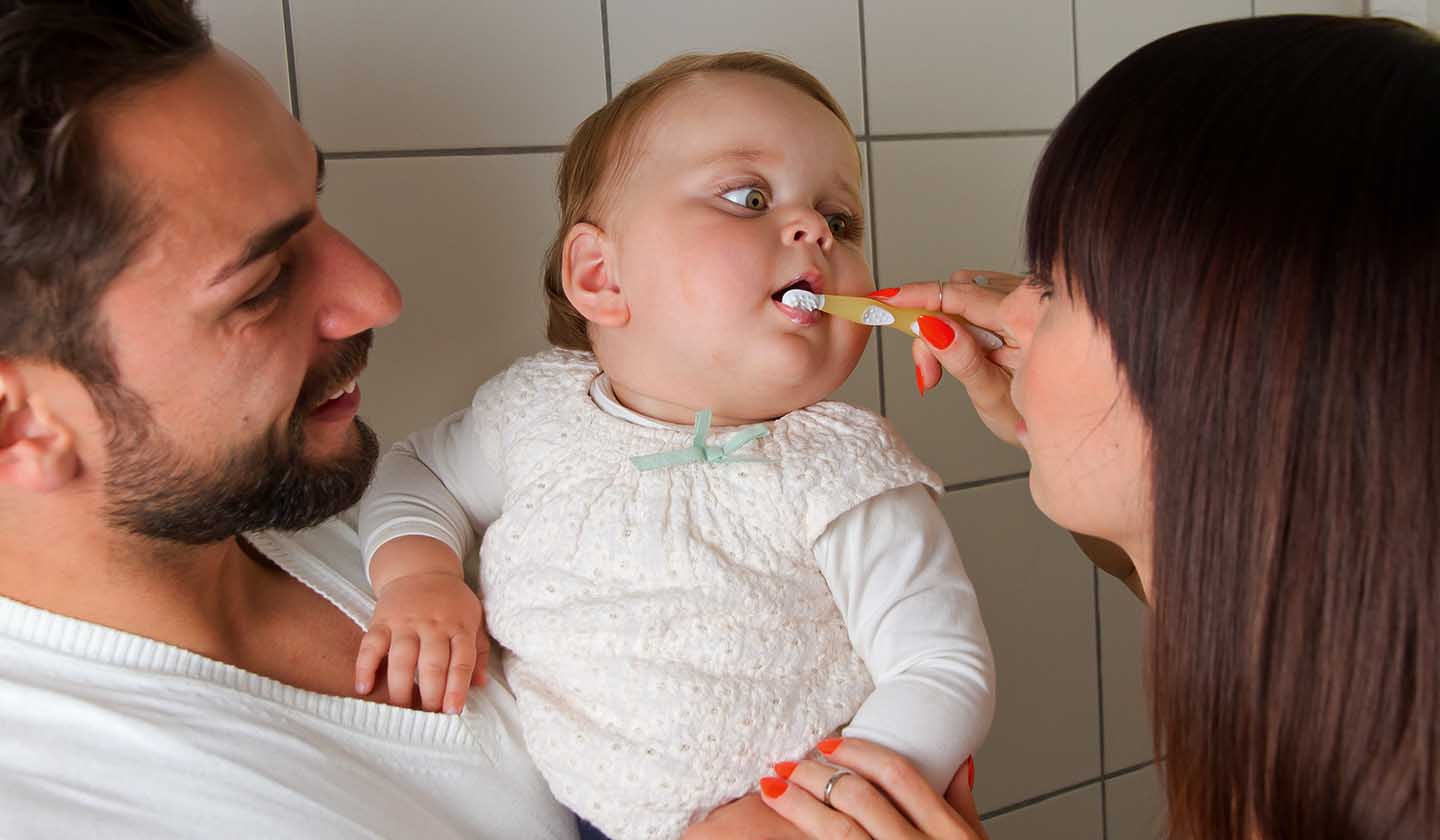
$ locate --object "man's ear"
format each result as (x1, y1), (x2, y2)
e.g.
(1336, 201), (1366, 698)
(0, 361), (80, 493)
(561, 222), (628, 328)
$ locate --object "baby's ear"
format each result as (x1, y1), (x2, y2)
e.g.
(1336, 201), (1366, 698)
(561, 222), (628, 328)
(0, 361), (80, 493)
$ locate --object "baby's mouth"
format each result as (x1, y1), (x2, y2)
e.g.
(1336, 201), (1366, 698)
(772, 277), (821, 326)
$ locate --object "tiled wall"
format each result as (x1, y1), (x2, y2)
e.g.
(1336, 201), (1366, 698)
(195, 2), (1410, 837)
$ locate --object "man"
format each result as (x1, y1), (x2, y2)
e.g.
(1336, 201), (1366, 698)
(0, 1), (581, 835)
(0, 3), (981, 837)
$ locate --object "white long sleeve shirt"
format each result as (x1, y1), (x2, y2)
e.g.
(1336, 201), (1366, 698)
(361, 365), (995, 796)
(0, 515), (578, 840)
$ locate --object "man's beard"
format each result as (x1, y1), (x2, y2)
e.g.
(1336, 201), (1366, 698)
(99, 333), (379, 544)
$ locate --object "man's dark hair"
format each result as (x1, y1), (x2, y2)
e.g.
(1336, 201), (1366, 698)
(0, 0), (210, 385)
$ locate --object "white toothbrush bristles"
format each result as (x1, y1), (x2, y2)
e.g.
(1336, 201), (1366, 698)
(780, 288), (822, 311)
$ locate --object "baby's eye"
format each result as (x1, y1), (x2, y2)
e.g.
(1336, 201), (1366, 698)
(826, 213), (850, 238)
(720, 187), (769, 211)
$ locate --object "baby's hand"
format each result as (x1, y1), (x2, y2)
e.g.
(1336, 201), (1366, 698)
(355, 571), (487, 713)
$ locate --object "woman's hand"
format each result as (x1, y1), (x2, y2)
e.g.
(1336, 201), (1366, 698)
(876, 270), (1026, 446)
(759, 738), (988, 839)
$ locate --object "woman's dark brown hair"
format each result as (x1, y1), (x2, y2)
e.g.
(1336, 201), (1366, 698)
(1026, 15), (1438, 838)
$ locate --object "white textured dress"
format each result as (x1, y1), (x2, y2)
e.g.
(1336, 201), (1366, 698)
(361, 350), (994, 839)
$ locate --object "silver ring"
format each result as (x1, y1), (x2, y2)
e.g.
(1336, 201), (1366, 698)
(822, 768), (853, 808)
(936, 276), (948, 297)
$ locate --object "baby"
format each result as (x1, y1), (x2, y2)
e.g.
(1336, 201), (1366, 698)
(356, 52), (994, 840)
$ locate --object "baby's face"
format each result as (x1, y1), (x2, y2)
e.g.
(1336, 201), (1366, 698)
(597, 73), (872, 424)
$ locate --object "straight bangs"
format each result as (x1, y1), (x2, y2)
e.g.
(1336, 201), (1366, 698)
(1025, 16), (1440, 839)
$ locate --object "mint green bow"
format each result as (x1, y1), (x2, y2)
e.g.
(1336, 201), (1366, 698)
(630, 409), (772, 472)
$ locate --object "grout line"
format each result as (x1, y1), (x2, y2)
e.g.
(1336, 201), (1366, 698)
(1095, 566), (1110, 839)
(280, 0), (301, 119)
(285, 130), (1056, 164)
(864, 128), (1052, 143)
(856, 0), (873, 134)
(325, 146), (566, 160)
(978, 760), (1156, 822)
(1070, 0), (1081, 100)
(600, 0), (614, 100)
(943, 472), (1029, 494)
(856, 0), (886, 416)
(1252, 0), (1257, 16)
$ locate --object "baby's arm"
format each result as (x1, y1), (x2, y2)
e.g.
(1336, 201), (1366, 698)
(816, 482), (996, 792)
(356, 398), (508, 713)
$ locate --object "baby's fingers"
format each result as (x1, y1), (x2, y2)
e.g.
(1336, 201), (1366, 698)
(440, 633), (479, 714)
(416, 630), (461, 712)
(354, 624), (391, 696)
(386, 631), (421, 709)
(471, 634), (490, 687)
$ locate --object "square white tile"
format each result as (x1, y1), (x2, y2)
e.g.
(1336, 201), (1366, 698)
(870, 136), (1044, 484)
(1106, 764), (1167, 840)
(983, 783), (1104, 840)
(290, 1), (607, 151)
(605, 0), (867, 133)
(1254, 0), (1364, 13)
(1074, 0), (1251, 92)
(196, 0), (291, 110)
(864, 0), (1074, 133)
(320, 154), (561, 445)
(941, 481), (1101, 811)
(1100, 572), (1153, 770)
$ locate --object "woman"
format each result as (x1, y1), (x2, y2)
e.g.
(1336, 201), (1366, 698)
(753, 14), (1439, 839)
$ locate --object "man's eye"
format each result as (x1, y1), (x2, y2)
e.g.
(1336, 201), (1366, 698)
(239, 265), (294, 311)
(720, 187), (769, 211)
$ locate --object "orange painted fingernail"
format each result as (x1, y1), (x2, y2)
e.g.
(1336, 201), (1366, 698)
(915, 364), (926, 397)
(916, 316), (956, 350)
(774, 761), (798, 780)
(968, 756), (976, 790)
(760, 777), (789, 798)
(817, 738), (843, 755)
(868, 287), (899, 299)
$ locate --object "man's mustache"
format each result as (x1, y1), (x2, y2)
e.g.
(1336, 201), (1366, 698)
(296, 330), (373, 414)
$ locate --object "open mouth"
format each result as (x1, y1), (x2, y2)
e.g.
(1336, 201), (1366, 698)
(772, 276), (822, 326)
(307, 378), (361, 421)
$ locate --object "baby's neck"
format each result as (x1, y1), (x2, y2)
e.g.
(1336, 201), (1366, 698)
(605, 376), (769, 428)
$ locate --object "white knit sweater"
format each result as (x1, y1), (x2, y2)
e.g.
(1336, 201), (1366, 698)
(361, 350), (992, 840)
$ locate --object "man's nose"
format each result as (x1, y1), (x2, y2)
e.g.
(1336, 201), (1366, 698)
(311, 224), (402, 341)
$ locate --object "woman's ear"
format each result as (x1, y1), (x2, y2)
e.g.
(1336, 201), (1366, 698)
(0, 361), (80, 493)
(561, 222), (629, 328)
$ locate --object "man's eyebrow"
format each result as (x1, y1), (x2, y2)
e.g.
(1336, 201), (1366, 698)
(207, 208), (314, 288)
(206, 147), (325, 288)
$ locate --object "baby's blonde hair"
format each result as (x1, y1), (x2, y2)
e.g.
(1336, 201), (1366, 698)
(542, 51), (855, 351)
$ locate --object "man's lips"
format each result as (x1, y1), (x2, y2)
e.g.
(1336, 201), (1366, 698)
(307, 380), (361, 422)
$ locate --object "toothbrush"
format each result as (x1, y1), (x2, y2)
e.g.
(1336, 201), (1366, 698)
(780, 289), (1004, 349)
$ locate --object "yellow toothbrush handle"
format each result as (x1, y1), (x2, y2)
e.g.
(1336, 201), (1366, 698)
(817, 294), (934, 337)
(818, 294), (1004, 348)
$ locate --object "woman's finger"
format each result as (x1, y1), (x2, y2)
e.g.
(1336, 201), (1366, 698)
(874, 274), (1015, 330)
(759, 774), (875, 839)
(944, 759), (986, 838)
(818, 739), (982, 839)
(910, 323), (1022, 446)
(778, 759), (920, 839)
